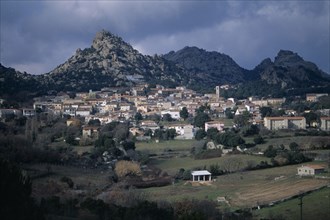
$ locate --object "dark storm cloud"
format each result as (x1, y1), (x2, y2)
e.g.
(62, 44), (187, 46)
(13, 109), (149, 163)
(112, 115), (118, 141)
(0, 0), (329, 74)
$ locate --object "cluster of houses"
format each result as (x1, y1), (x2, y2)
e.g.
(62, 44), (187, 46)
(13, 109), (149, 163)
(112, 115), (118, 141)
(1, 85), (330, 141)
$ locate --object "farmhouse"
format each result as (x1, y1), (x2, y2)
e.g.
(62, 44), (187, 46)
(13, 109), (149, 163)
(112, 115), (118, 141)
(297, 165), (325, 176)
(191, 170), (212, 182)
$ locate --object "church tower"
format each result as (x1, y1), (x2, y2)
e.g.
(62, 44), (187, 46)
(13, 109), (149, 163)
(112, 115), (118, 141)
(215, 86), (220, 101)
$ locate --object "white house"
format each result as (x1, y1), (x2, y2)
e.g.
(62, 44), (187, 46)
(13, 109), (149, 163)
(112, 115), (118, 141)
(22, 108), (36, 117)
(167, 124), (194, 139)
(205, 121), (225, 132)
(75, 107), (91, 117)
(191, 170), (212, 182)
(297, 165), (325, 176)
(161, 110), (180, 120)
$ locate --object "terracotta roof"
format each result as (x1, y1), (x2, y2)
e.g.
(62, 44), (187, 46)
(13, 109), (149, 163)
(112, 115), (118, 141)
(301, 164), (325, 170)
(264, 117), (305, 120)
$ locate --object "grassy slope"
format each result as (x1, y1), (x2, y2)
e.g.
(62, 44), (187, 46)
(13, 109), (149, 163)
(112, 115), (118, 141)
(253, 187), (330, 220)
(138, 159), (329, 209)
(149, 154), (269, 176)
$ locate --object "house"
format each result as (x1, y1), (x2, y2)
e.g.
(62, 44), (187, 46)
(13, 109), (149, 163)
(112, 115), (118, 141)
(320, 117), (330, 131)
(82, 126), (100, 139)
(205, 121), (225, 132)
(75, 107), (91, 117)
(166, 124), (194, 139)
(251, 99), (268, 107)
(22, 108), (36, 117)
(306, 93), (328, 102)
(66, 118), (81, 127)
(140, 120), (159, 133)
(297, 165), (325, 176)
(264, 116), (306, 130)
(161, 110), (180, 120)
(0, 109), (22, 119)
(191, 170), (212, 182)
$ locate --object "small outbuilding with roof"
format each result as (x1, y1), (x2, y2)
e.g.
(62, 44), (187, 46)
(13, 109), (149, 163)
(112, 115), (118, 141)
(191, 170), (212, 182)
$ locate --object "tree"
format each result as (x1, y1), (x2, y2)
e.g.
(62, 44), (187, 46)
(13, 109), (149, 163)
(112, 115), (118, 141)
(241, 124), (259, 137)
(260, 107), (272, 118)
(289, 142), (300, 152)
(215, 131), (245, 148)
(134, 112), (143, 122)
(234, 111), (251, 127)
(163, 113), (174, 122)
(88, 119), (101, 126)
(193, 112), (211, 128)
(195, 129), (206, 140)
(264, 145), (277, 158)
(254, 135), (264, 144)
(206, 127), (219, 140)
(303, 112), (319, 127)
(0, 159), (43, 219)
(179, 107), (189, 120)
(225, 108), (234, 119)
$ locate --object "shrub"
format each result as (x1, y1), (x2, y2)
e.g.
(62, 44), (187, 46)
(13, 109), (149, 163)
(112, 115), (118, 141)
(253, 135), (264, 144)
(60, 176), (74, 188)
(115, 160), (141, 179)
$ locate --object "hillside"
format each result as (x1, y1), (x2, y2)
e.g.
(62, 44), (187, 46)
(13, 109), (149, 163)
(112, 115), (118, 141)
(40, 30), (188, 91)
(253, 50), (329, 88)
(163, 47), (252, 88)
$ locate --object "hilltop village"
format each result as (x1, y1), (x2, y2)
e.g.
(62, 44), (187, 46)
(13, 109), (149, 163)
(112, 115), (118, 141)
(2, 84), (329, 141)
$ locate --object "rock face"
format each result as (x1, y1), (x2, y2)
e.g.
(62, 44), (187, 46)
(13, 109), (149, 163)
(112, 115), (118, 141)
(253, 50), (328, 88)
(163, 46), (250, 86)
(44, 30), (187, 91)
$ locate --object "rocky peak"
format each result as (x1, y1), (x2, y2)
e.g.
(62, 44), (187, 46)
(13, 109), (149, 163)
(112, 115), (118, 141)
(163, 46), (247, 85)
(274, 50), (304, 66)
(254, 58), (273, 71)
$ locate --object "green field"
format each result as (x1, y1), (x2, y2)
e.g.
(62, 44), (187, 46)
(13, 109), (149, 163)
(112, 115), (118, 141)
(135, 139), (198, 154)
(256, 135), (330, 150)
(149, 154), (270, 176)
(138, 162), (329, 209)
(253, 187), (330, 220)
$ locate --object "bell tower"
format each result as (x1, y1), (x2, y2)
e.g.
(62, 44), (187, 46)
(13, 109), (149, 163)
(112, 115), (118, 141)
(215, 86), (220, 101)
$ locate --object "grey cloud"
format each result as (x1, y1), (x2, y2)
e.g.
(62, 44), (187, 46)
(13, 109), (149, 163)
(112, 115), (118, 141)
(0, 0), (329, 74)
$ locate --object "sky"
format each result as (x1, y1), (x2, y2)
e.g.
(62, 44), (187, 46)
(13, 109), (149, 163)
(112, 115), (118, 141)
(1, 0), (329, 75)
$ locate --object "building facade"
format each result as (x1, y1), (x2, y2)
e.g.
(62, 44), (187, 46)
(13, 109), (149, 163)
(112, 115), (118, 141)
(320, 117), (330, 131)
(297, 165), (325, 176)
(264, 117), (306, 130)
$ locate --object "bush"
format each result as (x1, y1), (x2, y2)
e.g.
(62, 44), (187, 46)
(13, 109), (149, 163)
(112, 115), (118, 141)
(195, 129), (206, 140)
(115, 160), (141, 179)
(60, 176), (74, 188)
(253, 135), (264, 144)
(182, 169), (191, 180)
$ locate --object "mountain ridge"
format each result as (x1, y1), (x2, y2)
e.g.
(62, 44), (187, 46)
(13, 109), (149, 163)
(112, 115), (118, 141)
(1, 30), (329, 99)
